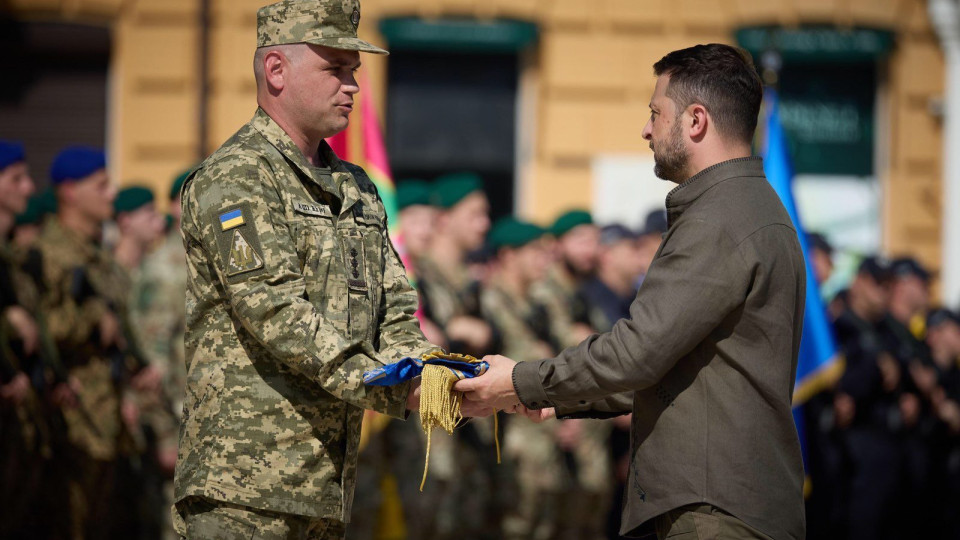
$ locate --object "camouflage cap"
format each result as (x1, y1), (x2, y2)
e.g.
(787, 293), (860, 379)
(257, 0), (388, 55)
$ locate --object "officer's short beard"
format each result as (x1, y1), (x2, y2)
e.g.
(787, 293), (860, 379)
(653, 120), (689, 183)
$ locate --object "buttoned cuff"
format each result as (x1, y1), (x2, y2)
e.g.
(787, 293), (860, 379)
(512, 359), (553, 410)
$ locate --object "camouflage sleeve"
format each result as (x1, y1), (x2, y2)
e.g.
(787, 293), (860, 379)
(183, 156), (412, 417)
(375, 229), (437, 363)
(480, 289), (549, 363)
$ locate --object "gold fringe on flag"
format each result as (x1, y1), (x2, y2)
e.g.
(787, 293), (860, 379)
(418, 354), (500, 491)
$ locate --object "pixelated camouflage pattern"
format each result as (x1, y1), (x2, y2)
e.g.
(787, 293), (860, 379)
(257, 0), (387, 54)
(174, 496), (346, 539)
(175, 108), (433, 522)
(36, 219), (124, 460)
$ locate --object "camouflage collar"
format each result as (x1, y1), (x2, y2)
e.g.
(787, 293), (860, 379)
(43, 217), (101, 262)
(250, 108), (341, 196)
(251, 108), (364, 217)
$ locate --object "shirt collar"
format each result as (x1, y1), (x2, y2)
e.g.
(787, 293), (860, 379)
(664, 156), (765, 226)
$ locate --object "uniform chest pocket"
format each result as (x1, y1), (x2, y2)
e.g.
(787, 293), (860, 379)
(292, 215), (337, 293)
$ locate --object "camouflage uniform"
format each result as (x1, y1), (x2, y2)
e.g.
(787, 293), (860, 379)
(36, 218), (128, 539)
(531, 269), (613, 540)
(0, 240), (52, 538)
(174, 108), (432, 537)
(481, 283), (569, 540)
(133, 227), (187, 421)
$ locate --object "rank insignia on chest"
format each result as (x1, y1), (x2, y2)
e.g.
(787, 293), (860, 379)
(219, 209), (245, 230)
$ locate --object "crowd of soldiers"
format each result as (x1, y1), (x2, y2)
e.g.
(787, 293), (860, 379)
(4, 136), (960, 540)
(0, 141), (186, 540)
(803, 237), (960, 540)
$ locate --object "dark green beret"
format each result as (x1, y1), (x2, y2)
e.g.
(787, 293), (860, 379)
(114, 186), (155, 214)
(14, 190), (55, 226)
(170, 168), (192, 200)
(397, 179), (432, 210)
(489, 217), (545, 251)
(550, 209), (593, 237)
(431, 172), (483, 209)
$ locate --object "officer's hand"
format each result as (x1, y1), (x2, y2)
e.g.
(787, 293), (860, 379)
(132, 365), (163, 394)
(937, 399), (960, 433)
(899, 393), (920, 428)
(0, 372), (31, 405)
(834, 392), (855, 429)
(446, 316), (493, 352)
(99, 311), (122, 349)
(405, 378), (421, 411)
(51, 380), (79, 409)
(517, 406), (555, 424)
(555, 419), (583, 449)
(4, 306), (38, 356)
(877, 353), (900, 392)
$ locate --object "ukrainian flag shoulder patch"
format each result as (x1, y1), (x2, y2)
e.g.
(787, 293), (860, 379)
(219, 209), (244, 231)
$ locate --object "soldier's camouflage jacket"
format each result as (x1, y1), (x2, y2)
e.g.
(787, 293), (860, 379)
(36, 219), (125, 460)
(175, 108), (433, 522)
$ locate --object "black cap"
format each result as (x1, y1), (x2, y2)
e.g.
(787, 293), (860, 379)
(599, 224), (639, 246)
(808, 232), (833, 256)
(857, 255), (892, 282)
(890, 257), (932, 283)
(639, 209), (668, 237)
(927, 308), (960, 330)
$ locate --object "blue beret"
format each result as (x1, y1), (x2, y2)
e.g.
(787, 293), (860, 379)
(0, 140), (25, 170)
(50, 146), (106, 185)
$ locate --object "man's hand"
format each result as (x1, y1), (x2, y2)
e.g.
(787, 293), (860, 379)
(132, 365), (163, 394)
(4, 306), (38, 356)
(0, 372), (31, 405)
(454, 355), (520, 412)
(406, 378), (421, 411)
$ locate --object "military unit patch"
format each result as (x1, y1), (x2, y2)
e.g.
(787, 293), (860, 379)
(225, 229), (264, 276)
(351, 6), (360, 28)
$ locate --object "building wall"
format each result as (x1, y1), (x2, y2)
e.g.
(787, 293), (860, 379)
(3, 0), (947, 293)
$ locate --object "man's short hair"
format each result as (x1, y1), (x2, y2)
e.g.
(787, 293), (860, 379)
(653, 43), (763, 145)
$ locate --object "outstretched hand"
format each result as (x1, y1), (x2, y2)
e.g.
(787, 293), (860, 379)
(454, 355), (520, 413)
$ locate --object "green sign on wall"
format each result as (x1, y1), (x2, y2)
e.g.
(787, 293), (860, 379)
(737, 27), (895, 176)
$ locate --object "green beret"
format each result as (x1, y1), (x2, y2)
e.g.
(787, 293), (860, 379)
(550, 210), (593, 237)
(170, 168), (192, 200)
(14, 190), (55, 226)
(114, 186), (155, 215)
(397, 179), (432, 210)
(432, 172), (483, 209)
(489, 217), (545, 251)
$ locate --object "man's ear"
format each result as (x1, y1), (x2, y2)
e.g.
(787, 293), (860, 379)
(687, 104), (709, 140)
(263, 50), (288, 92)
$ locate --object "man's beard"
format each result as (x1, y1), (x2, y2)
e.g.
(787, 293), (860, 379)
(652, 121), (689, 182)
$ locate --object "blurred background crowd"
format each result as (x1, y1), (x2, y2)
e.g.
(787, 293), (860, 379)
(4, 0), (960, 539)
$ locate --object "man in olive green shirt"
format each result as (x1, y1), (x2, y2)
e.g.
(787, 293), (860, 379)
(459, 44), (806, 540)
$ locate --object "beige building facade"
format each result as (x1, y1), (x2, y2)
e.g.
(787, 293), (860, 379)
(1, 0), (950, 298)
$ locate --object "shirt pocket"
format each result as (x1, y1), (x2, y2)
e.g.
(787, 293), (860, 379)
(291, 215), (339, 318)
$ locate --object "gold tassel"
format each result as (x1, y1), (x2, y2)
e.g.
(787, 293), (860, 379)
(418, 357), (501, 491)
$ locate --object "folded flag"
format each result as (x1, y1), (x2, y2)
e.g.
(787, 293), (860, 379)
(363, 354), (489, 386)
(363, 351), (499, 491)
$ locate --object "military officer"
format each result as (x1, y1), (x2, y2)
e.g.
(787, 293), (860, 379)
(481, 217), (564, 540)
(173, 2), (436, 538)
(37, 145), (126, 539)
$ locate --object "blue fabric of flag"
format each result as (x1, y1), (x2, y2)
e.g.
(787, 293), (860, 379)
(363, 356), (489, 386)
(762, 89), (842, 474)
